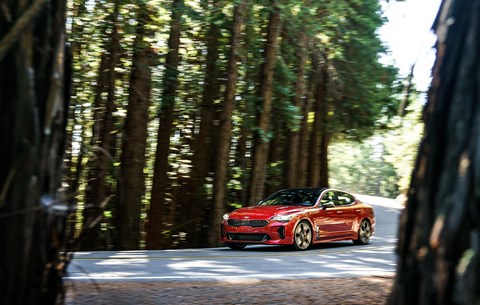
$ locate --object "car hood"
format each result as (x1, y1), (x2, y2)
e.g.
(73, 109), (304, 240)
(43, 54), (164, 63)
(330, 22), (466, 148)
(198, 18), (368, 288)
(228, 205), (305, 220)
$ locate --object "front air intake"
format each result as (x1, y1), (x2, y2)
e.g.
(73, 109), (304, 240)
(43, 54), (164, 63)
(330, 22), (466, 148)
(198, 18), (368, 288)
(277, 226), (285, 239)
(227, 233), (270, 242)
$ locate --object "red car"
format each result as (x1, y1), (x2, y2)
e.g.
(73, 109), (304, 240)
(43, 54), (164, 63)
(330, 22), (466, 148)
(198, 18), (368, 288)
(221, 188), (375, 250)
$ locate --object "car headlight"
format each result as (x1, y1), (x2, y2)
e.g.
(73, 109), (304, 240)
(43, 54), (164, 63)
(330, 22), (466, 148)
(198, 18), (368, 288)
(222, 213), (230, 221)
(271, 214), (293, 223)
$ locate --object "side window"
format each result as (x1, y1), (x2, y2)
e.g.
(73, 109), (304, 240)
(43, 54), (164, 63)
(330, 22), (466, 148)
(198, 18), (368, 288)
(320, 191), (338, 205)
(336, 191), (354, 206)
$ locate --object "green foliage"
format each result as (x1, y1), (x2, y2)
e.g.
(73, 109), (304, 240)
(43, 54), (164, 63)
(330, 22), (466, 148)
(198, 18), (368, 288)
(383, 96), (424, 195)
(329, 138), (399, 198)
(330, 92), (424, 198)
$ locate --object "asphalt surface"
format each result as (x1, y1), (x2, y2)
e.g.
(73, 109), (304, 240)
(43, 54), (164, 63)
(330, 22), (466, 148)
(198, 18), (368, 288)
(66, 195), (403, 283)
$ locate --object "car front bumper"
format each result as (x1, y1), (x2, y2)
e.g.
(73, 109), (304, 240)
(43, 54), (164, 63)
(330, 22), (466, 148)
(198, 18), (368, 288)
(220, 220), (296, 245)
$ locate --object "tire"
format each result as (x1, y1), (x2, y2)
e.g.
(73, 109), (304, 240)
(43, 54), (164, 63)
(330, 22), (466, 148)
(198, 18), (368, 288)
(353, 219), (371, 245)
(293, 220), (312, 250)
(225, 242), (247, 250)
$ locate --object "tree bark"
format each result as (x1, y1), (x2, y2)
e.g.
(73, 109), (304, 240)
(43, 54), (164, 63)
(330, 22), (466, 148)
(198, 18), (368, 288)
(389, 1), (480, 304)
(248, 1), (282, 205)
(146, 0), (183, 249)
(114, 5), (153, 250)
(0, 0), (69, 303)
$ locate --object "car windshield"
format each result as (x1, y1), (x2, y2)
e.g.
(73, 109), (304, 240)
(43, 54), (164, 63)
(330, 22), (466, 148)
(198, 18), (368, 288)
(258, 189), (322, 206)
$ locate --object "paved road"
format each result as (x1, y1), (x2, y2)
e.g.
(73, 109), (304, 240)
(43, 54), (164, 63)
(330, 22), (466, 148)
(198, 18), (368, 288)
(66, 195), (403, 282)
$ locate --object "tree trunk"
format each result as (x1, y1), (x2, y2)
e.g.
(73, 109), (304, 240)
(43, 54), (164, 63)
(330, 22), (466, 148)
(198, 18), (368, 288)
(286, 32), (307, 188)
(389, 1), (480, 304)
(248, 1), (282, 205)
(146, 0), (183, 249)
(210, 0), (247, 247)
(308, 53), (327, 187)
(266, 120), (283, 195)
(319, 131), (329, 187)
(64, 0), (87, 240)
(297, 76), (314, 187)
(82, 2), (120, 250)
(182, 0), (222, 248)
(114, 5), (153, 250)
(0, 0), (69, 303)
(236, 126), (249, 205)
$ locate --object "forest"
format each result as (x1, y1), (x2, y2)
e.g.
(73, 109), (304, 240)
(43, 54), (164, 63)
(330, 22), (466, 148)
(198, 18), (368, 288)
(64, 0), (422, 251)
(4, 0), (480, 304)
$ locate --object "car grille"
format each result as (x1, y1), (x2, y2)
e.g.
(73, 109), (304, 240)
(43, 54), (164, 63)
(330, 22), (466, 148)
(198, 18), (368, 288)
(227, 233), (270, 242)
(227, 219), (269, 227)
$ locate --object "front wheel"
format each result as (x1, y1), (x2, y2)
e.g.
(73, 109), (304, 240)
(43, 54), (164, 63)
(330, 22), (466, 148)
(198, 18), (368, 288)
(225, 242), (247, 250)
(353, 219), (371, 245)
(293, 220), (312, 250)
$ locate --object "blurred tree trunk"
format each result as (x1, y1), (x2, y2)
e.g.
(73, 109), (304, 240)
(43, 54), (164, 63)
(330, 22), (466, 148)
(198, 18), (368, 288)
(183, 0), (221, 248)
(319, 131), (329, 187)
(248, 1), (282, 205)
(82, 2), (120, 250)
(389, 0), (480, 304)
(309, 52), (327, 187)
(0, 0), (69, 304)
(64, 0), (87, 241)
(286, 32), (307, 188)
(114, 4), (154, 250)
(236, 126), (248, 204)
(146, 0), (183, 249)
(210, 0), (247, 247)
(297, 78), (313, 187)
(266, 119), (283, 195)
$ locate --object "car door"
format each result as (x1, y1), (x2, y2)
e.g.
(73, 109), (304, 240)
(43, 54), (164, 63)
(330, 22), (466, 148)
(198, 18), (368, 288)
(333, 191), (356, 235)
(311, 190), (343, 240)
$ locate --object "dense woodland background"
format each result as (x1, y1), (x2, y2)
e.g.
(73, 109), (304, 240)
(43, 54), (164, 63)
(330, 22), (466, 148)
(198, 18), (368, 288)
(63, 0), (423, 251)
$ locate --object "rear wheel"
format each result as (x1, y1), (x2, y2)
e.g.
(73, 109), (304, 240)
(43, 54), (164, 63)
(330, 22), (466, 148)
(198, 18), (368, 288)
(353, 219), (371, 245)
(293, 220), (312, 250)
(225, 242), (247, 250)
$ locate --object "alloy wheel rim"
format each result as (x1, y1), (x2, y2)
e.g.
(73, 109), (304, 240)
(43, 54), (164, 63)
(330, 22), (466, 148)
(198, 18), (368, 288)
(360, 220), (371, 242)
(295, 222), (311, 249)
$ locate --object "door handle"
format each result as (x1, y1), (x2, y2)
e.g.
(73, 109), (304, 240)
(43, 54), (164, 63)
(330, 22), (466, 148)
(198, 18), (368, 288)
(336, 211), (343, 214)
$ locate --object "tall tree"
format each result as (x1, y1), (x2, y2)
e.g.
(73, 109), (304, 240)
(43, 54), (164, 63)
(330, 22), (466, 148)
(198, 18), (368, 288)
(308, 51), (328, 187)
(82, 0), (120, 250)
(114, 3), (154, 250)
(146, 0), (183, 249)
(389, 0), (480, 304)
(248, 1), (282, 205)
(210, 0), (248, 246)
(64, 0), (89, 242)
(286, 31), (307, 188)
(0, 0), (69, 304)
(182, 0), (222, 248)
(297, 77), (314, 187)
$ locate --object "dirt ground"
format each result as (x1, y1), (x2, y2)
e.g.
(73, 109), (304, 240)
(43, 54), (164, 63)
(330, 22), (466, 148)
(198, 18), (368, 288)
(65, 275), (394, 305)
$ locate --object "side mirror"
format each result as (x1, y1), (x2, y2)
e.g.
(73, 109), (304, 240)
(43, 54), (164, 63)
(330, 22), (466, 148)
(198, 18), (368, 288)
(322, 202), (335, 210)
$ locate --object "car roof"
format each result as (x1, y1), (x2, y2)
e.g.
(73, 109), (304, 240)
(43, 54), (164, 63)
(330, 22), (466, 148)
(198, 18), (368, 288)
(278, 187), (328, 192)
(274, 188), (355, 196)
